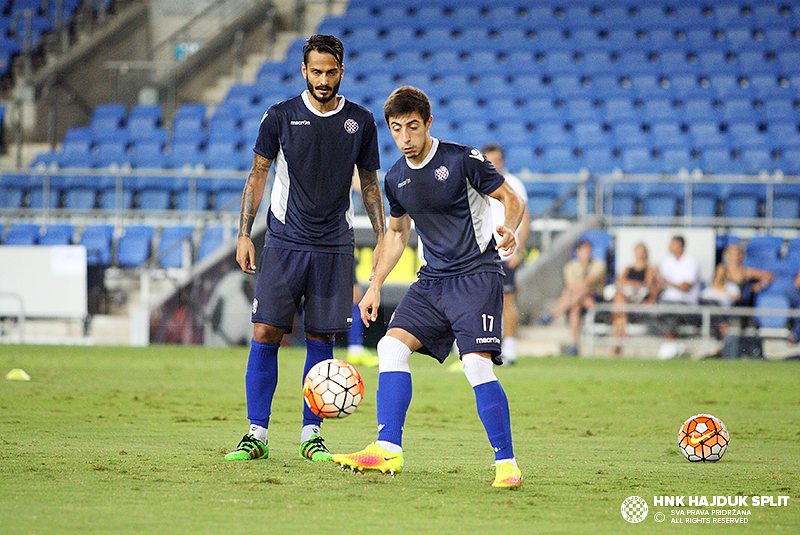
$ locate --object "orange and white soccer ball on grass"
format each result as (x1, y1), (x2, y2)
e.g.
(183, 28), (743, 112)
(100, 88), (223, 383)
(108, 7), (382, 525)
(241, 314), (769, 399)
(678, 413), (729, 462)
(303, 359), (364, 418)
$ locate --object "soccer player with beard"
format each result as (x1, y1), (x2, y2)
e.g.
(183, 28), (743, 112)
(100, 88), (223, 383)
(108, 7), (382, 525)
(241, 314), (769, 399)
(225, 35), (386, 462)
(333, 86), (525, 487)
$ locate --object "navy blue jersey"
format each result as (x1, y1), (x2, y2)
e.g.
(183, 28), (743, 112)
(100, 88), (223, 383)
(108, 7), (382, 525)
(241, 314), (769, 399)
(254, 92), (380, 252)
(384, 139), (506, 278)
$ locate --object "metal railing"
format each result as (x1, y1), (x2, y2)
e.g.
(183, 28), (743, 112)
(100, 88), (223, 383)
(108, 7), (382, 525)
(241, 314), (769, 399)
(583, 302), (800, 358)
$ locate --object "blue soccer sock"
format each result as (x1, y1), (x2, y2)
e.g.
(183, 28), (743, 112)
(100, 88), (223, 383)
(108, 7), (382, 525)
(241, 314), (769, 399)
(376, 371), (413, 448)
(302, 338), (334, 428)
(473, 381), (514, 461)
(246, 340), (280, 431)
(348, 303), (364, 351)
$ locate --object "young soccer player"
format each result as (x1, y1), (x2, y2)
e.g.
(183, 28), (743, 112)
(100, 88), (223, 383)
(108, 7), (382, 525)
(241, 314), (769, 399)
(332, 86), (525, 487)
(225, 35), (386, 462)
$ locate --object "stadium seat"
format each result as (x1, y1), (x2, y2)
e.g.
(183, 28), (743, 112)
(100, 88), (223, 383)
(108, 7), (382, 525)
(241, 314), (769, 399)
(768, 122), (800, 150)
(573, 121), (609, 148)
(773, 184), (800, 221)
(61, 175), (99, 210)
(605, 182), (640, 217)
(3, 223), (39, 245)
(93, 140), (130, 168)
(580, 230), (613, 262)
(169, 141), (204, 170)
(0, 174), (26, 208)
(524, 182), (560, 218)
(503, 145), (535, 173)
(689, 184), (720, 219)
(661, 147), (694, 174)
(641, 183), (683, 217)
(643, 99), (679, 123)
(197, 226), (234, 262)
(115, 225), (155, 268)
(97, 175), (133, 211)
(754, 293), (789, 329)
(25, 176), (59, 209)
(745, 235), (784, 267)
(208, 178), (246, 212)
(204, 141), (243, 171)
(689, 122), (728, 149)
(540, 146), (581, 173)
(130, 141), (168, 169)
(533, 122), (573, 147)
(724, 184), (766, 219)
(566, 100), (602, 123)
(611, 121), (650, 149)
(582, 147), (619, 174)
(39, 224), (75, 246)
(135, 176), (174, 211)
(157, 226), (194, 269)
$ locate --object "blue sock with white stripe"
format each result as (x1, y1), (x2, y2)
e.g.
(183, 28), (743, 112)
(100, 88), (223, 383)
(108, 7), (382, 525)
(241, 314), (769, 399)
(302, 338), (334, 428)
(473, 381), (514, 461)
(246, 340), (279, 430)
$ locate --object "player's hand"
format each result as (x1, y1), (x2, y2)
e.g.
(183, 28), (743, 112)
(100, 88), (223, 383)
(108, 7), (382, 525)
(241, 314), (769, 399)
(236, 236), (257, 274)
(358, 286), (381, 327)
(494, 225), (517, 256)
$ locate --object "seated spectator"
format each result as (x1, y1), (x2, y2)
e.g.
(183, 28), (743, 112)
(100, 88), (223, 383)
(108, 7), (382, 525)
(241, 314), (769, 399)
(784, 268), (800, 344)
(702, 243), (774, 339)
(539, 240), (607, 356)
(702, 244), (773, 307)
(611, 242), (657, 355)
(653, 236), (701, 339)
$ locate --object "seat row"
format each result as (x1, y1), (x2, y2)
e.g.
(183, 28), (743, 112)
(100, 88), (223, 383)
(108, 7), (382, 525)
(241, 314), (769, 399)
(0, 175), (246, 212)
(0, 222), (236, 269)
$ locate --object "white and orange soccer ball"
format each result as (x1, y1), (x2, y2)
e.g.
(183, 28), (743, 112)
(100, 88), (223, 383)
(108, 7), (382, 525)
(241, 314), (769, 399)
(303, 359), (364, 419)
(678, 413), (729, 462)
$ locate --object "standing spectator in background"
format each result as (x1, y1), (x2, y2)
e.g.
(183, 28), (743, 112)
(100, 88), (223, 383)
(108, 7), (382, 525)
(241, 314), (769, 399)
(482, 143), (530, 365)
(539, 240), (607, 356)
(611, 242), (657, 355)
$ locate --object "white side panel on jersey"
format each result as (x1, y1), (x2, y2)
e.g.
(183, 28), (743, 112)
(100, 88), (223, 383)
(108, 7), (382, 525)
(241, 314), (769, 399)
(417, 234), (427, 267)
(465, 178), (493, 253)
(345, 181), (354, 229)
(270, 146), (290, 223)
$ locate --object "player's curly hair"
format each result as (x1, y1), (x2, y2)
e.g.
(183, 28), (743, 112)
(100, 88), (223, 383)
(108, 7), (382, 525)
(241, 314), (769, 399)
(383, 86), (431, 125)
(303, 35), (344, 66)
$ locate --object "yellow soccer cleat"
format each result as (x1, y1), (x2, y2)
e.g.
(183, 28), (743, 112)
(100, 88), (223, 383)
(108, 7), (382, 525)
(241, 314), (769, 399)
(492, 461), (522, 488)
(332, 442), (404, 477)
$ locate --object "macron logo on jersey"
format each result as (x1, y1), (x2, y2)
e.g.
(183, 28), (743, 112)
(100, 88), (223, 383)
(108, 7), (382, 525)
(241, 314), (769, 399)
(469, 148), (485, 162)
(290, 120), (311, 126)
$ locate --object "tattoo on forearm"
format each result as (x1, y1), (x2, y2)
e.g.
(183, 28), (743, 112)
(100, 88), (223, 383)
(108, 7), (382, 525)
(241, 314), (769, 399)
(239, 158), (270, 237)
(358, 169), (386, 238)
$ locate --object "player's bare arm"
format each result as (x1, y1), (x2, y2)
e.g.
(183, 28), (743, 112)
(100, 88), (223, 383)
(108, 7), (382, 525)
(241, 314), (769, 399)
(357, 166), (387, 279)
(488, 181), (525, 255)
(236, 153), (272, 274)
(359, 214), (411, 326)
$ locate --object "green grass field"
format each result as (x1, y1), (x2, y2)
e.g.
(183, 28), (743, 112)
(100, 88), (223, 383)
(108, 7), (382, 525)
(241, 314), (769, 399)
(1, 344), (798, 534)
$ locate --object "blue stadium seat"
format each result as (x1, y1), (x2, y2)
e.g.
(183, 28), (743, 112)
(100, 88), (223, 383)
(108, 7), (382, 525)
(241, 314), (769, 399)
(197, 226), (234, 262)
(209, 178), (246, 212)
(697, 50), (739, 75)
(701, 148), (739, 174)
(603, 98), (639, 122)
(573, 121), (609, 148)
(494, 122), (531, 146)
(611, 121), (650, 148)
(455, 120), (492, 149)
(763, 99), (798, 122)
(728, 122), (768, 149)
(768, 121), (800, 150)
(524, 182), (560, 217)
(172, 114), (206, 143)
(773, 184), (800, 220)
(722, 99), (759, 122)
(134, 176), (173, 211)
(175, 177), (211, 212)
(661, 147), (695, 174)
(779, 148), (800, 174)
(689, 122), (728, 149)
(582, 147), (619, 174)
(643, 99), (679, 123)
(157, 226), (194, 269)
(605, 182), (640, 217)
(565, 99), (602, 122)
(534, 122), (573, 147)
(641, 183), (683, 217)
(169, 141), (204, 169)
(207, 115), (242, 144)
(0, 174), (26, 208)
(486, 98), (524, 122)
(524, 98), (563, 122)
(621, 147), (660, 174)
(440, 97), (487, 122)
(580, 230), (613, 262)
(724, 184), (766, 219)
(740, 148), (775, 174)
(204, 142), (242, 171)
(25, 176), (59, 209)
(745, 235), (784, 266)
(98, 175), (133, 211)
(629, 74), (668, 99)
(650, 122), (689, 149)
(589, 74), (630, 98)
(690, 184), (720, 218)
(39, 224), (75, 246)
(503, 145), (535, 173)
(3, 223), (39, 245)
(61, 175), (99, 210)
(93, 140), (130, 168)
(754, 293), (789, 329)
(115, 225), (154, 268)
(668, 74), (711, 100)
(130, 141), (168, 169)
(682, 98), (719, 123)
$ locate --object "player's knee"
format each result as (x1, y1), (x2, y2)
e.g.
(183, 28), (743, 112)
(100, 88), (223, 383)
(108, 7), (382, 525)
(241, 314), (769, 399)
(306, 331), (335, 344)
(253, 323), (283, 345)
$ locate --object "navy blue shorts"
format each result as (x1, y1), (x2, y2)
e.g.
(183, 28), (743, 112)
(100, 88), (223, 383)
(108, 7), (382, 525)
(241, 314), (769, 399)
(251, 246), (354, 334)
(501, 263), (517, 294)
(388, 271), (503, 364)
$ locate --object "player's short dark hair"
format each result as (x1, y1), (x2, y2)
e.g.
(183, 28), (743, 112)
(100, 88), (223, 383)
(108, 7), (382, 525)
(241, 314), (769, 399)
(481, 143), (504, 158)
(383, 86), (431, 125)
(303, 35), (344, 66)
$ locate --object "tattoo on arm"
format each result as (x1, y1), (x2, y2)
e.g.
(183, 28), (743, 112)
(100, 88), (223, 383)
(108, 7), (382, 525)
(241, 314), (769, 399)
(239, 156), (271, 238)
(358, 168), (386, 238)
